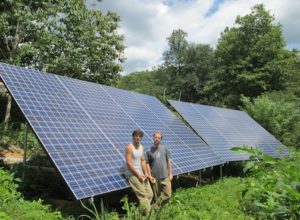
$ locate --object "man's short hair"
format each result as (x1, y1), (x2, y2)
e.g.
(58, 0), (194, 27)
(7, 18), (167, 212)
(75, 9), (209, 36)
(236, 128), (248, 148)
(132, 129), (144, 137)
(153, 131), (163, 139)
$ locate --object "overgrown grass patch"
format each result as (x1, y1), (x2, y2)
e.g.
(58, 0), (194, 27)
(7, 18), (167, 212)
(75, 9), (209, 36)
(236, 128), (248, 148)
(0, 168), (69, 220)
(158, 177), (253, 220)
(240, 148), (300, 219)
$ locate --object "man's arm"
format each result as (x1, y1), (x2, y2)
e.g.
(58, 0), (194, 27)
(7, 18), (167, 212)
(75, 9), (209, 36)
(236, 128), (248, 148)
(144, 152), (156, 183)
(167, 158), (173, 181)
(141, 154), (148, 178)
(166, 147), (173, 181)
(144, 152), (152, 178)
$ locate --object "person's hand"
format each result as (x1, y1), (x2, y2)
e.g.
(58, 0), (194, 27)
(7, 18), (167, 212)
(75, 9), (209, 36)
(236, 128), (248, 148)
(148, 175), (156, 183)
(169, 174), (173, 181)
(137, 173), (146, 182)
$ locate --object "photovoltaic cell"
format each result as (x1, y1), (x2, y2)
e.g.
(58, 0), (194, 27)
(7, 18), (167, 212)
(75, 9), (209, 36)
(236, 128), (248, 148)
(134, 95), (223, 168)
(168, 100), (289, 162)
(0, 63), (223, 199)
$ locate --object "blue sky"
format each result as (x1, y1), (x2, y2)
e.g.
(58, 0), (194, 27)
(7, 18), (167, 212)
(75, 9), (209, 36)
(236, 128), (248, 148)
(89, 0), (300, 74)
(205, 0), (225, 16)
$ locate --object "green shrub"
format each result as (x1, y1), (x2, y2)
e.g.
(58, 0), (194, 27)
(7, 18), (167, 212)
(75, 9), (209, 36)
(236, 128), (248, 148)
(78, 197), (119, 220)
(0, 122), (41, 153)
(240, 147), (300, 219)
(158, 177), (252, 220)
(0, 168), (20, 208)
(242, 91), (300, 148)
(0, 168), (68, 220)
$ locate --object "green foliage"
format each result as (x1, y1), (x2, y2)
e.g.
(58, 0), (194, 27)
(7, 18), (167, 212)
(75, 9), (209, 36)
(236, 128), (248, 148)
(117, 29), (216, 104)
(121, 196), (145, 220)
(120, 196), (159, 220)
(163, 29), (188, 67)
(242, 91), (300, 147)
(161, 29), (216, 103)
(208, 4), (294, 107)
(0, 211), (11, 220)
(0, 0), (125, 85)
(239, 148), (300, 219)
(158, 178), (251, 220)
(0, 168), (67, 220)
(163, 42), (215, 103)
(0, 168), (20, 208)
(117, 4), (299, 107)
(288, 50), (300, 97)
(12, 164), (68, 199)
(118, 29), (216, 103)
(78, 197), (118, 220)
(0, 122), (40, 152)
(116, 70), (166, 99)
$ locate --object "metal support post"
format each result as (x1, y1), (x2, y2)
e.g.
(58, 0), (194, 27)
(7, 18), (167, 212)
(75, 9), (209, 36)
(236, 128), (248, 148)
(198, 170), (202, 186)
(220, 164), (223, 179)
(22, 122), (28, 181)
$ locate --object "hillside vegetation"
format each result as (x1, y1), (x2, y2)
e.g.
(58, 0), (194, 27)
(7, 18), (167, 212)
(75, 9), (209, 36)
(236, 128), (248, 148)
(0, 2), (299, 219)
(0, 169), (68, 220)
(1, 149), (299, 219)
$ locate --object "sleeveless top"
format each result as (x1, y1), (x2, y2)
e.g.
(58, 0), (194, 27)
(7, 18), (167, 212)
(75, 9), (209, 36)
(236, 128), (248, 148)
(123, 144), (144, 177)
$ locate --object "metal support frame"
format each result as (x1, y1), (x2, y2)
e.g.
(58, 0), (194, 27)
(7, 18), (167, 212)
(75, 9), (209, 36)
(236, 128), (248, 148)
(198, 170), (202, 186)
(220, 164), (223, 179)
(22, 122), (28, 181)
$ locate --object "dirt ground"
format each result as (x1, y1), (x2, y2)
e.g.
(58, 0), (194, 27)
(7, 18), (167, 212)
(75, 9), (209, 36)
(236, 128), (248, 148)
(0, 148), (24, 164)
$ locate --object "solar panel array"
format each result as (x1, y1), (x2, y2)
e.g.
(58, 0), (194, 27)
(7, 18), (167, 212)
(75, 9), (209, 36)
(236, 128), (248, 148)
(168, 100), (289, 162)
(0, 63), (223, 200)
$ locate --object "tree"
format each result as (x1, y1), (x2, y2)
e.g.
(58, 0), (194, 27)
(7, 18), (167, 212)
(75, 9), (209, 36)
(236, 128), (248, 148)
(116, 70), (165, 97)
(0, 0), (125, 85)
(161, 29), (188, 100)
(208, 4), (294, 107)
(163, 29), (188, 67)
(161, 29), (215, 103)
(287, 50), (300, 97)
(242, 91), (300, 148)
(0, 0), (125, 125)
(178, 43), (215, 103)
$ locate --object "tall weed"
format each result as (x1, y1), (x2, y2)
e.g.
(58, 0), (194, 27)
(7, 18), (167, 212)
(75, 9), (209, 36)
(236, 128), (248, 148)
(78, 197), (118, 220)
(0, 168), (67, 220)
(238, 147), (300, 219)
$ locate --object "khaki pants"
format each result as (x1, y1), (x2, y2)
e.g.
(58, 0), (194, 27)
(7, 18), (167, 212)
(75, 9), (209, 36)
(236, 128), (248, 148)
(152, 177), (172, 208)
(128, 175), (153, 213)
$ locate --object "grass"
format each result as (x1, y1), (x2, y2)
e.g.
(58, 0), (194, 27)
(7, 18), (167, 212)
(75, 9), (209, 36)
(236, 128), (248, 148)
(158, 177), (253, 220)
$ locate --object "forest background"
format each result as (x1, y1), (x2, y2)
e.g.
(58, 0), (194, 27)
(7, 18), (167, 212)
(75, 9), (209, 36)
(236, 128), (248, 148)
(0, 0), (299, 219)
(1, 1), (299, 148)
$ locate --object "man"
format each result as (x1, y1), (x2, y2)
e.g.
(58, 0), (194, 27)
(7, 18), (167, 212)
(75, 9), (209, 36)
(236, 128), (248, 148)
(123, 129), (153, 214)
(146, 131), (172, 208)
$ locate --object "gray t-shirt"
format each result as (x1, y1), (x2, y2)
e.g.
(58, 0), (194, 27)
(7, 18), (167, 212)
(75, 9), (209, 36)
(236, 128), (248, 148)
(146, 145), (171, 179)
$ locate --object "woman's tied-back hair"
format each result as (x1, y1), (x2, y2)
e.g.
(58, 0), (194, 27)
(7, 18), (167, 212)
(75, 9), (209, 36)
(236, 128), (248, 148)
(132, 129), (144, 137)
(153, 131), (164, 140)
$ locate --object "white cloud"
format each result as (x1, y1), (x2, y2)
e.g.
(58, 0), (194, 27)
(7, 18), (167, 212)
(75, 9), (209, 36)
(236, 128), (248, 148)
(88, 0), (300, 74)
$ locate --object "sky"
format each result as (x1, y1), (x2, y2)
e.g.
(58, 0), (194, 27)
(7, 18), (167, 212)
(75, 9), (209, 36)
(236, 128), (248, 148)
(87, 0), (300, 75)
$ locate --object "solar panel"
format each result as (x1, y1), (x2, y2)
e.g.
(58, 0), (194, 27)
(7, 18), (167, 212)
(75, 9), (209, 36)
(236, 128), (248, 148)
(168, 100), (289, 162)
(0, 63), (223, 199)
